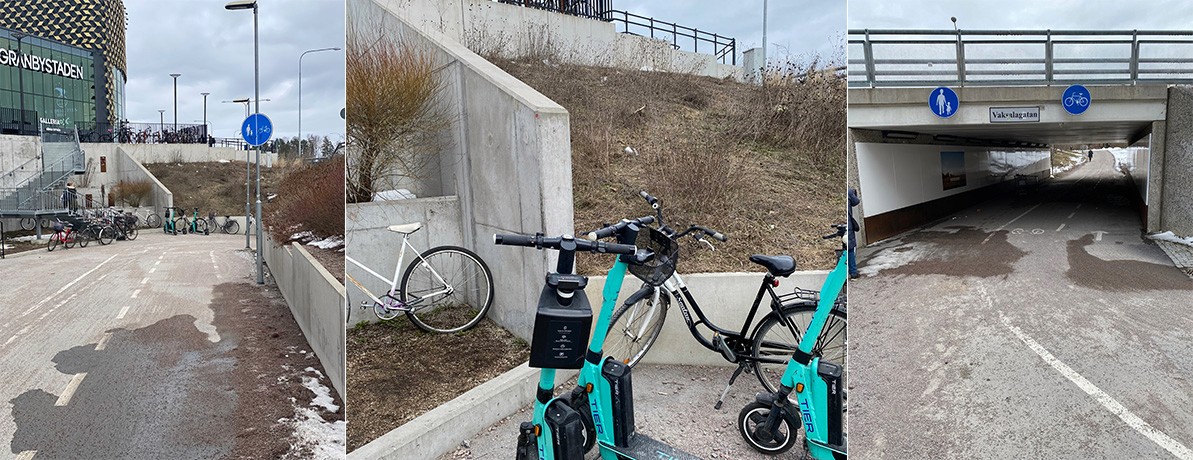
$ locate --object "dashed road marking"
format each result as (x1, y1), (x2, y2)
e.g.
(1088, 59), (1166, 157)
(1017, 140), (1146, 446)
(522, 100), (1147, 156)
(3, 335), (16, 346)
(1056, 223), (1066, 232)
(131, 289), (141, 299)
(1002, 317), (1193, 460)
(116, 306), (130, 320)
(15, 451), (36, 460)
(95, 332), (113, 351)
(23, 254), (118, 318)
(154, 260), (161, 266)
(982, 204), (1041, 245)
(55, 373), (87, 406)
(140, 277), (149, 284)
(149, 267), (157, 274)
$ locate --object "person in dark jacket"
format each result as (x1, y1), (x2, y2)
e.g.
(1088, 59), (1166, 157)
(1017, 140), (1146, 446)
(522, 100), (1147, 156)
(62, 182), (78, 213)
(848, 188), (861, 279)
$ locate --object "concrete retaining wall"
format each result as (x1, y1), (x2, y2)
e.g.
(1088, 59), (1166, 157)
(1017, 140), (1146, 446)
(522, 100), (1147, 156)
(0, 135), (41, 188)
(345, 197), (463, 325)
(1160, 86), (1193, 236)
(262, 234), (347, 400)
(380, 0), (741, 80)
(81, 143), (276, 166)
(353, 0), (574, 340)
(107, 146), (174, 211)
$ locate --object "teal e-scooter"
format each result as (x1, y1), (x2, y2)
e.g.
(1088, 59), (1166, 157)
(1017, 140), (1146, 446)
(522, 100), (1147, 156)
(497, 217), (701, 460)
(737, 224), (849, 458)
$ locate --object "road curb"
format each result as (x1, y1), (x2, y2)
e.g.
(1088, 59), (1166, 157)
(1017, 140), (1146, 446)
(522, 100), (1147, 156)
(348, 362), (574, 459)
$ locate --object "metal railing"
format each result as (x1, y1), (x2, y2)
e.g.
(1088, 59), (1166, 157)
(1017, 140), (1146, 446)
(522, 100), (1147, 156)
(0, 107), (40, 136)
(75, 121), (210, 144)
(848, 29), (1193, 87)
(493, 0), (736, 65)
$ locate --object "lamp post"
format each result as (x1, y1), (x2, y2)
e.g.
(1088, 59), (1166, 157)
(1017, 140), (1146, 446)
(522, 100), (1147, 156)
(170, 73), (181, 135)
(299, 47), (341, 158)
(11, 32), (28, 134)
(226, 0), (264, 284)
(158, 109), (165, 136)
(201, 92), (210, 143)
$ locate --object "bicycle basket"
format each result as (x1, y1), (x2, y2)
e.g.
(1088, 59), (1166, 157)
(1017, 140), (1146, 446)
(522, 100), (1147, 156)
(52, 222), (65, 232)
(628, 226), (679, 287)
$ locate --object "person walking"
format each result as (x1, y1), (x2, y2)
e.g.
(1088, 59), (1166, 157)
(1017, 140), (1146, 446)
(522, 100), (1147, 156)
(848, 188), (861, 279)
(62, 182), (78, 213)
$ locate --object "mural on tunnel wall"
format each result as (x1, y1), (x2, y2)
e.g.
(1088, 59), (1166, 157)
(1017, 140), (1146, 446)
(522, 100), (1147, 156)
(941, 151), (967, 190)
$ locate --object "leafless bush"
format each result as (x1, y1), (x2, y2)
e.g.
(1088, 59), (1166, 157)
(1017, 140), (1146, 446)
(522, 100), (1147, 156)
(345, 17), (452, 203)
(264, 160), (345, 243)
(112, 180), (152, 207)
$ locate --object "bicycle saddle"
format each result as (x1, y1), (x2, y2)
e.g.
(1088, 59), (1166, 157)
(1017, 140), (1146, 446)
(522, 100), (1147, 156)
(386, 222), (423, 234)
(748, 254), (796, 277)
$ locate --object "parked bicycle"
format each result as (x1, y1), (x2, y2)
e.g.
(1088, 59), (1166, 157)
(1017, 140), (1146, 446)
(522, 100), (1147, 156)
(603, 191), (847, 405)
(46, 219), (78, 251)
(172, 207), (208, 235)
(20, 216), (53, 232)
(344, 222), (494, 333)
(204, 211), (241, 234)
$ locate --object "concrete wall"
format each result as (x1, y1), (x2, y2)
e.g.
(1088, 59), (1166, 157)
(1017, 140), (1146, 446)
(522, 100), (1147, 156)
(1160, 86), (1193, 235)
(354, 0), (574, 340)
(1147, 121), (1167, 232)
(81, 143), (276, 166)
(586, 271), (830, 367)
(94, 146), (174, 211)
(345, 197), (463, 325)
(377, 0), (741, 80)
(262, 234), (347, 400)
(0, 135), (41, 188)
(855, 142), (1051, 217)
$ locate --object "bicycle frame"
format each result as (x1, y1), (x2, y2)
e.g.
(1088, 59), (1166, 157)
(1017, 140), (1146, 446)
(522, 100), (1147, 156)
(344, 234), (452, 309)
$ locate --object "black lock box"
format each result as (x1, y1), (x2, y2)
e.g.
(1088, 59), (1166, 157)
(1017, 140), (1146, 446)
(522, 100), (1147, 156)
(529, 273), (592, 369)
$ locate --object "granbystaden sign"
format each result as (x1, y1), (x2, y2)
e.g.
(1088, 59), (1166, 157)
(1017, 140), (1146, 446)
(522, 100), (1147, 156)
(0, 47), (87, 80)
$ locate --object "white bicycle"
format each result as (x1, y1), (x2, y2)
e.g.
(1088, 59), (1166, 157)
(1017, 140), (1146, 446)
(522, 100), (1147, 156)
(345, 222), (494, 333)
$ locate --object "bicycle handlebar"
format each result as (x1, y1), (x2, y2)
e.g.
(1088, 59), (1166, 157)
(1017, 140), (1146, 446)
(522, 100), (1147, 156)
(823, 223), (848, 240)
(494, 233), (638, 256)
(639, 190), (659, 207)
(583, 216), (655, 241)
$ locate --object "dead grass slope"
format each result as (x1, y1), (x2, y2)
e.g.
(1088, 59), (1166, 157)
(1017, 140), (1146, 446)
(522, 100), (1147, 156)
(144, 161), (285, 216)
(496, 60), (846, 273)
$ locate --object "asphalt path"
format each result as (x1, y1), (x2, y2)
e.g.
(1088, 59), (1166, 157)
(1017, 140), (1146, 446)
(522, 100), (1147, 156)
(0, 232), (257, 458)
(850, 151), (1193, 459)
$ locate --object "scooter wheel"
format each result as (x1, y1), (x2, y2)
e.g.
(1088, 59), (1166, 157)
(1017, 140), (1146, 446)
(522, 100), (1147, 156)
(738, 400), (800, 455)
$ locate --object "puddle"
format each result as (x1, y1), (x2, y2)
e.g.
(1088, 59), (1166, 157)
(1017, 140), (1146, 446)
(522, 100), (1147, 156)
(1066, 234), (1192, 291)
(881, 226), (1027, 278)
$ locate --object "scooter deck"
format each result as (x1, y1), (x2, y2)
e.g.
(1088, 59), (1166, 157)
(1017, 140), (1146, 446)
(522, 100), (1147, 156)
(599, 433), (702, 460)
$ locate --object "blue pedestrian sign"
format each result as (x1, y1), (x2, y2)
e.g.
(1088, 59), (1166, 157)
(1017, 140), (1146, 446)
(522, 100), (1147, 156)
(1062, 84), (1091, 115)
(929, 87), (959, 118)
(241, 113), (273, 146)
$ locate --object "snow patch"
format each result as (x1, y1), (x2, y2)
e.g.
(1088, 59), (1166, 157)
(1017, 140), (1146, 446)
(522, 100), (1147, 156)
(218, 159), (231, 163)
(373, 189), (416, 201)
(303, 374), (339, 413)
(1148, 231), (1193, 247)
(307, 236), (343, 250)
(279, 407), (346, 459)
(858, 240), (932, 277)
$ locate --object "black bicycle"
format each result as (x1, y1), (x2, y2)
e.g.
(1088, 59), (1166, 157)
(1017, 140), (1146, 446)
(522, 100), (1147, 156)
(603, 191), (848, 407)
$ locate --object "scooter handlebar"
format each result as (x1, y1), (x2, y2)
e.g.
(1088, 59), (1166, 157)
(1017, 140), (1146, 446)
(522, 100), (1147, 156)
(494, 233), (638, 255)
(584, 215), (655, 241)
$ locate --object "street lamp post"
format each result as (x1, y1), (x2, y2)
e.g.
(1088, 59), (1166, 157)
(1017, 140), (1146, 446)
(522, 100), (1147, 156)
(201, 92), (210, 143)
(170, 73), (181, 134)
(158, 109), (165, 137)
(226, 0), (265, 284)
(299, 47), (341, 158)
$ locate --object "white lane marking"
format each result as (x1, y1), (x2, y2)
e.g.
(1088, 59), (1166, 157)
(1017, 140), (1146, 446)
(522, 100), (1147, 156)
(1002, 317), (1193, 459)
(3, 336), (16, 346)
(149, 267), (157, 274)
(1094, 231), (1106, 242)
(115, 306), (131, 320)
(55, 373), (87, 406)
(140, 277), (149, 284)
(982, 203), (1042, 245)
(95, 332), (113, 351)
(1056, 223), (1066, 232)
(157, 254), (164, 260)
(154, 260), (161, 266)
(1068, 211), (1077, 219)
(15, 451), (36, 460)
(131, 289), (141, 299)
(23, 254), (119, 318)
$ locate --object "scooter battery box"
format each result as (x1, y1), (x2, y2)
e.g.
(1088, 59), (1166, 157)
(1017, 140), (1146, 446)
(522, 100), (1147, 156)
(544, 399), (586, 459)
(817, 361), (844, 446)
(529, 285), (592, 369)
(601, 359), (636, 448)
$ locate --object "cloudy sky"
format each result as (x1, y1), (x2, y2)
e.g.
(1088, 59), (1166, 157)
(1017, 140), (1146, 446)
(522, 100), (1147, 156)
(847, 0), (1193, 29)
(124, 0), (345, 142)
(616, 0), (845, 66)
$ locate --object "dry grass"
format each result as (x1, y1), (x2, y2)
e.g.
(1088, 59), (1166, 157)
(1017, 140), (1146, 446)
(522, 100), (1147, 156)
(496, 60), (846, 274)
(144, 161), (286, 216)
(111, 180), (152, 207)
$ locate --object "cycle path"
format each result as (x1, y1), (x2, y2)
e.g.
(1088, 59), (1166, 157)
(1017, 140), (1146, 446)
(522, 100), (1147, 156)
(850, 151), (1193, 459)
(0, 232), (337, 458)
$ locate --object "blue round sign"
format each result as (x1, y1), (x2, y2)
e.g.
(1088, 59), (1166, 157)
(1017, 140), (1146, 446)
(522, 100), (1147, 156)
(929, 87), (959, 118)
(1062, 84), (1091, 115)
(241, 113), (273, 146)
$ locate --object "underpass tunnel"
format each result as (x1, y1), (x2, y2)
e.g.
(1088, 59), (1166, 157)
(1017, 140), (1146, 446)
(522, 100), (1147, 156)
(848, 122), (1158, 246)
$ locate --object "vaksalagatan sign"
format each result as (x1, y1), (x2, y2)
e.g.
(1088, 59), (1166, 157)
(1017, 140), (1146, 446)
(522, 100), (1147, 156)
(989, 106), (1041, 123)
(0, 48), (87, 80)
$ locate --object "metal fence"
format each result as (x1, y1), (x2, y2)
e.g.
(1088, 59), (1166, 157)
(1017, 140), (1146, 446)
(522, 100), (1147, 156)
(493, 0), (736, 65)
(0, 107), (40, 136)
(76, 122), (210, 144)
(848, 29), (1193, 87)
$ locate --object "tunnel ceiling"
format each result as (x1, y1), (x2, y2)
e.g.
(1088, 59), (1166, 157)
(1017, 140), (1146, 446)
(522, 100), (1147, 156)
(872, 120), (1152, 146)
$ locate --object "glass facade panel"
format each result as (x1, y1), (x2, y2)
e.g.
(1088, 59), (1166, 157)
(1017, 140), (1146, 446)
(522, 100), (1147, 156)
(0, 28), (97, 130)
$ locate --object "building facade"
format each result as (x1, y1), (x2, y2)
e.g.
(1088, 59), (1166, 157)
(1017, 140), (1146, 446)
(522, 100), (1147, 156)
(0, 0), (126, 133)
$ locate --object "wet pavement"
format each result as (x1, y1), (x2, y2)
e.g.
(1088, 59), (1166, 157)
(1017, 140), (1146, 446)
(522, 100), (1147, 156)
(850, 151), (1193, 459)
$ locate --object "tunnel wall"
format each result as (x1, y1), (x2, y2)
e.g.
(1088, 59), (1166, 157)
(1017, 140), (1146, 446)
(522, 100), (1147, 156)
(1160, 86), (1193, 235)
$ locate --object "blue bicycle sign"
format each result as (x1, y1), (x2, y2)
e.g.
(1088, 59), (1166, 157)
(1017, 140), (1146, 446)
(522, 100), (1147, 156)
(1062, 85), (1091, 115)
(241, 113), (274, 146)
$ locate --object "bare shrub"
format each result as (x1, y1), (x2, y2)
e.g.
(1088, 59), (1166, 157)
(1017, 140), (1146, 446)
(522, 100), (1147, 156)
(264, 160), (345, 243)
(345, 17), (452, 203)
(112, 180), (153, 207)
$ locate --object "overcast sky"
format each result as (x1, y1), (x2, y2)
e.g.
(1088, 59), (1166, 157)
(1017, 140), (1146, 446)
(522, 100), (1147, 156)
(615, 0), (845, 66)
(124, 0), (344, 142)
(847, 0), (1193, 29)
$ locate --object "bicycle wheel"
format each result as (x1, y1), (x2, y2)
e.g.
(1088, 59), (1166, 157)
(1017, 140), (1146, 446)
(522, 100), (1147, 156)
(738, 400), (801, 455)
(225, 220), (240, 235)
(65, 234), (76, 249)
(194, 218), (208, 234)
(98, 226), (116, 245)
(146, 213), (162, 228)
(78, 229), (91, 248)
(125, 225), (138, 241)
(400, 246), (494, 333)
(48, 234), (59, 251)
(174, 218), (188, 235)
(751, 301), (847, 393)
(605, 287), (668, 367)
(20, 218), (34, 231)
